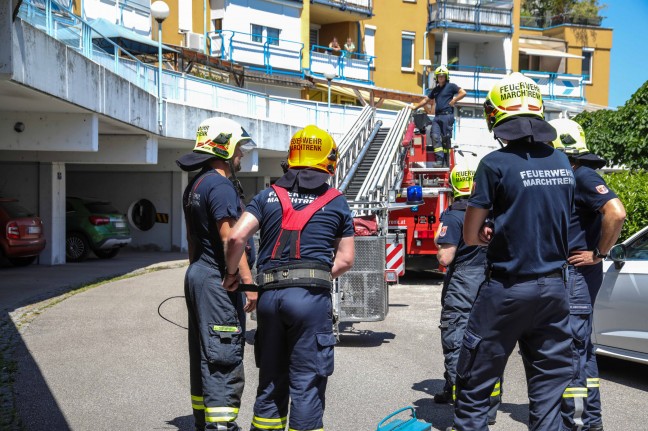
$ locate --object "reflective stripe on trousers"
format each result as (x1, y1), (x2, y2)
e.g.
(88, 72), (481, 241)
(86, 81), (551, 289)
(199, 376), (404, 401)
(453, 275), (573, 431)
(186, 262), (245, 431)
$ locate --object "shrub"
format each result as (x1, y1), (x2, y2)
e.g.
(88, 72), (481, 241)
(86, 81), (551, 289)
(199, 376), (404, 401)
(603, 171), (648, 241)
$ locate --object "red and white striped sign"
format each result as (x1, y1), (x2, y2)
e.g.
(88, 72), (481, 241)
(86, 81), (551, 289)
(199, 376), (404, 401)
(386, 243), (405, 276)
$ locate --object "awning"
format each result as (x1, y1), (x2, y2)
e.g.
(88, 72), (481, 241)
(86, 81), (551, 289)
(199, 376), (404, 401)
(519, 47), (583, 59)
(312, 78), (423, 108)
(86, 18), (177, 55)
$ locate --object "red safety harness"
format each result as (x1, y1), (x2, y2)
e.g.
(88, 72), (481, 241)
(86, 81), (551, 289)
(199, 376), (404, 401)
(270, 184), (342, 260)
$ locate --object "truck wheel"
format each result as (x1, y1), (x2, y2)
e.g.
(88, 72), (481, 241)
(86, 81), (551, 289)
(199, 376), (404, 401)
(66, 232), (90, 262)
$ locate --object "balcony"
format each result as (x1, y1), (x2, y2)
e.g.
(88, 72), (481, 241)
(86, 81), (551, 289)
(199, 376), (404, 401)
(309, 45), (374, 84)
(428, 0), (513, 34)
(209, 30), (304, 78)
(520, 13), (604, 29)
(309, 0), (373, 24)
(440, 64), (584, 102)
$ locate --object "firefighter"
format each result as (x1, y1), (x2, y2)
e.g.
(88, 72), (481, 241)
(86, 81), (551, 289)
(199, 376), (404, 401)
(450, 73), (576, 431)
(434, 163), (501, 425)
(410, 66), (466, 167)
(549, 118), (626, 431)
(224, 125), (355, 431)
(176, 117), (258, 431)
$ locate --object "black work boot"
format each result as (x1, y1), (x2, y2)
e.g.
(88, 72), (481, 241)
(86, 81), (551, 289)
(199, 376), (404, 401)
(434, 389), (453, 404)
(590, 425), (604, 431)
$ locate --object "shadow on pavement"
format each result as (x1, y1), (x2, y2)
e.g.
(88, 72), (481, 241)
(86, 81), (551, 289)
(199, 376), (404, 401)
(338, 329), (395, 347)
(0, 250), (188, 430)
(597, 355), (648, 391)
(166, 414), (195, 431)
(1, 315), (71, 430)
(498, 402), (530, 426)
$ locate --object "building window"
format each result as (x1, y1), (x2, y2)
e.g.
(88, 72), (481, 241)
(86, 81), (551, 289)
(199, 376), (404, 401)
(582, 47), (594, 84)
(250, 24), (280, 46)
(401, 32), (415, 71)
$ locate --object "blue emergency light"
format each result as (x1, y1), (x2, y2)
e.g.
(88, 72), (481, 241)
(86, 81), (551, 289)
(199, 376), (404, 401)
(406, 185), (424, 206)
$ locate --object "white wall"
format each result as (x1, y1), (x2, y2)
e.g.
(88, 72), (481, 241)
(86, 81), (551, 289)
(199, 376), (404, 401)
(458, 40), (506, 70)
(223, 0), (302, 42)
(82, 0), (152, 36)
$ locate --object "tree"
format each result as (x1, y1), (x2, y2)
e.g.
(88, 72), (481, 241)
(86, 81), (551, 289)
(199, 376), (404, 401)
(575, 80), (648, 170)
(521, 0), (605, 21)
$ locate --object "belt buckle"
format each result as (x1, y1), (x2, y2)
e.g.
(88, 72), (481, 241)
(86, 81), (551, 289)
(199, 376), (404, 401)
(282, 269), (289, 279)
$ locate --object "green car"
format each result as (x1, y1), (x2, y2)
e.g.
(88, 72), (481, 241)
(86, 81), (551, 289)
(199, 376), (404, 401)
(65, 197), (132, 262)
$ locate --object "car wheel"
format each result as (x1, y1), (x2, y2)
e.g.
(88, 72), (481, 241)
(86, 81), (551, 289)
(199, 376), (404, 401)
(8, 256), (37, 267)
(66, 232), (90, 262)
(94, 248), (120, 259)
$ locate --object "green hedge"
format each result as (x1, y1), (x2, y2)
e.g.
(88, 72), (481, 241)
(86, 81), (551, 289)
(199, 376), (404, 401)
(603, 171), (648, 241)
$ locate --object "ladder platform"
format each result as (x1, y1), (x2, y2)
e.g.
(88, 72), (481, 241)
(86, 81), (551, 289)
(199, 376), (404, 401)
(409, 167), (450, 173)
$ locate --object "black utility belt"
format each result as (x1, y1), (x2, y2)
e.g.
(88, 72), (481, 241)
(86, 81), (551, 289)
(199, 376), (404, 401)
(488, 268), (564, 283)
(257, 265), (333, 290)
(436, 110), (453, 115)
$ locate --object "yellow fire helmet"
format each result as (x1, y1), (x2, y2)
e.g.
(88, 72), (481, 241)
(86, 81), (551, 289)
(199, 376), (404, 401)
(193, 117), (255, 160)
(548, 118), (588, 155)
(434, 65), (449, 78)
(450, 165), (476, 198)
(483, 72), (544, 132)
(287, 125), (338, 175)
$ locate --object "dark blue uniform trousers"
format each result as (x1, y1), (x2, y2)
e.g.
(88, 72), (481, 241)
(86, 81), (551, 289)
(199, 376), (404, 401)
(185, 262), (246, 431)
(441, 265), (501, 422)
(562, 264), (604, 430)
(251, 286), (335, 431)
(430, 113), (454, 166)
(453, 275), (574, 431)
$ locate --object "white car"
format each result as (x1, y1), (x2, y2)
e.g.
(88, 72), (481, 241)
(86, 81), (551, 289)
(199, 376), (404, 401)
(592, 225), (648, 364)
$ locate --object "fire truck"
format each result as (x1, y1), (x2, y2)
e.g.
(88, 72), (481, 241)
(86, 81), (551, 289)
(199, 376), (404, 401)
(331, 106), (461, 332)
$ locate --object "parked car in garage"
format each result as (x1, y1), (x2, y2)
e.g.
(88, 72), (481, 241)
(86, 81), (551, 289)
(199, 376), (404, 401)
(66, 197), (131, 262)
(593, 225), (648, 365)
(0, 198), (46, 267)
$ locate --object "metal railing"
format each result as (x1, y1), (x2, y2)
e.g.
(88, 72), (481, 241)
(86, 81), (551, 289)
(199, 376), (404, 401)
(311, 0), (373, 15)
(520, 13), (604, 29)
(209, 30), (304, 78)
(17, 0), (398, 138)
(430, 63), (585, 101)
(356, 108), (411, 203)
(333, 105), (376, 189)
(309, 45), (374, 84)
(428, 0), (513, 32)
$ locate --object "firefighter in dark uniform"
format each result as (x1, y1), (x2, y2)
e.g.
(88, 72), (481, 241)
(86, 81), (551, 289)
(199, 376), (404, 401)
(176, 117), (258, 431)
(224, 125), (355, 431)
(549, 118), (626, 431)
(434, 164), (501, 426)
(449, 73), (576, 431)
(410, 66), (466, 166)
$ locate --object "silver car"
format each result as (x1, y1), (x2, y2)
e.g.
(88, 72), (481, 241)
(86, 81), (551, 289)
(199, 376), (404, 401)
(593, 225), (648, 364)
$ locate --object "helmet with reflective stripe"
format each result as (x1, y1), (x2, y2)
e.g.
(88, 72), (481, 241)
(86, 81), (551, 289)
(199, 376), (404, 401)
(483, 72), (544, 132)
(434, 65), (449, 78)
(288, 125), (338, 175)
(450, 165), (475, 198)
(193, 117), (255, 160)
(548, 118), (588, 155)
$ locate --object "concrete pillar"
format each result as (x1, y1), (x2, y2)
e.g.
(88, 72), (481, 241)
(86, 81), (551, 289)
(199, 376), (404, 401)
(171, 170), (188, 252)
(38, 162), (66, 265)
(441, 30), (448, 67)
(503, 36), (512, 74)
(0, 0), (13, 80)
